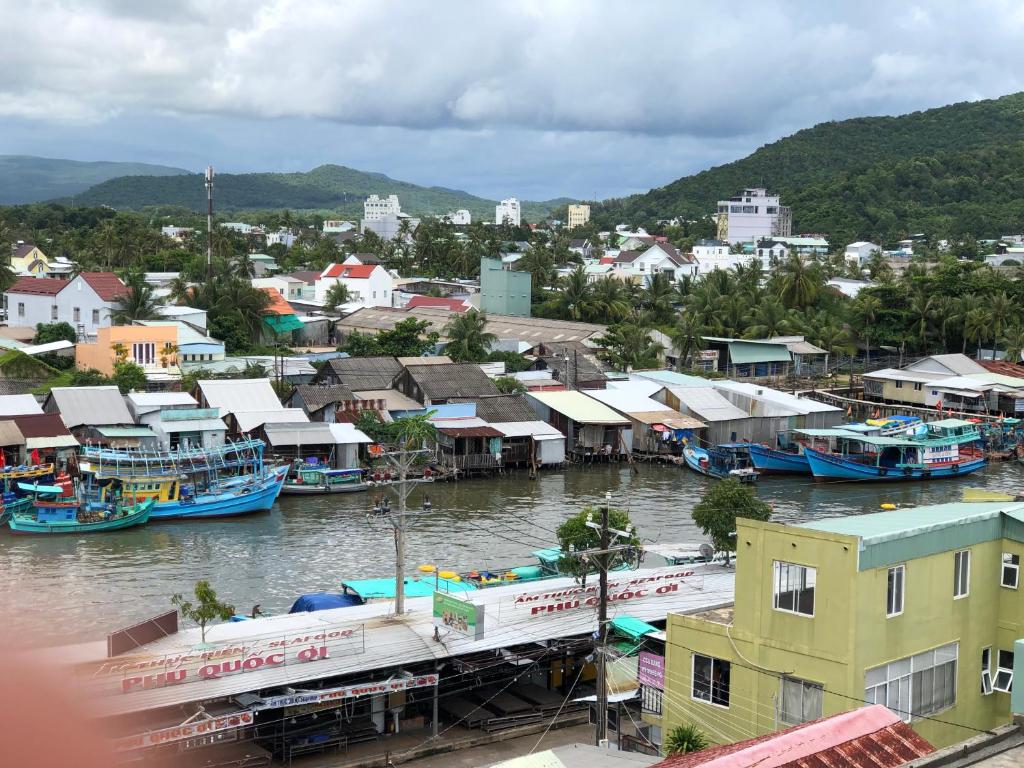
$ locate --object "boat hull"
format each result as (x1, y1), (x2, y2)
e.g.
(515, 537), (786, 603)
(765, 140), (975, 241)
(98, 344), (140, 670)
(149, 467), (287, 520)
(748, 444), (811, 474)
(682, 446), (758, 482)
(803, 446), (987, 481)
(280, 481), (369, 495)
(8, 500), (153, 534)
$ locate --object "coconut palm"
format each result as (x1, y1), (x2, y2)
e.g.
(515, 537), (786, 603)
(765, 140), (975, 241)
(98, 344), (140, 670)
(443, 309), (497, 362)
(557, 266), (592, 320)
(641, 272), (674, 323)
(669, 311), (708, 370)
(907, 293), (935, 353)
(110, 273), (164, 324)
(594, 323), (664, 371)
(1002, 324), (1024, 364)
(774, 254), (821, 309)
(590, 277), (631, 323)
(851, 293), (882, 364)
(988, 291), (1013, 359)
(744, 297), (796, 339)
(324, 282), (352, 311)
(963, 307), (991, 359)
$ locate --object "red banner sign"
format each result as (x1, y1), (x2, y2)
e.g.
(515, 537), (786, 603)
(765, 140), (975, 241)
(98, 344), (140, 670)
(113, 711), (253, 752)
(507, 569), (696, 617)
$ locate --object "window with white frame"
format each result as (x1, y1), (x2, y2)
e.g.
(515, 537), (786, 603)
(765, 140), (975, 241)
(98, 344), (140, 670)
(131, 342), (156, 366)
(994, 650), (1014, 693)
(773, 561), (816, 616)
(1002, 553), (1019, 589)
(981, 647), (993, 695)
(887, 564), (905, 617)
(864, 641), (958, 721)
(692, 653), (730, 707)
(779, 677), (823, 724)
(954, 550), (970, 598)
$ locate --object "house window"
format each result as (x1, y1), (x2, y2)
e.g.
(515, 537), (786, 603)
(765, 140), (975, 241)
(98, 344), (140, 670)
(981, 648), (993, 695)
(773, 561), (816, 616)
(865, 641), (958, 721)
(887, 565), (905, 617)
(1002, 553), (1019, 589)
(92, 309), (100, 324)
(73, 307), (81, 323)
(131, 342), (156, 366)
(913, 382), (923, 391)
(954, 550), (970, 598)
(895, 380), (903, 389)
(780, 677), (823, 724)
(17, 303), (24, 318)
(692, 654), (730, 707)
(994, 650), (1014, 693)
(51, 305), (58, 320)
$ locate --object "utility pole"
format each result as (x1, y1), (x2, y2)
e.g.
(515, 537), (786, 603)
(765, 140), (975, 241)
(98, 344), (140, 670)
(369, 445), (433, 615)
(581, 492), (635, 747)
(205, 165), (215, 275)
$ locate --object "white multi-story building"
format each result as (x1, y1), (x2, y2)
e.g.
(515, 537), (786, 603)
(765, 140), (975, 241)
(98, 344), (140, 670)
(445, 210), (471, 225)
(363, 195), (401, 221)
(692, 239), (748, 276)
(716, 188), (791, 243)
(4, 272), (125, 338)
(495, 198), (521, 227)
(844, 241), (881, 266)
(567, 204), (591, 229)
(266, 229), (297, 249)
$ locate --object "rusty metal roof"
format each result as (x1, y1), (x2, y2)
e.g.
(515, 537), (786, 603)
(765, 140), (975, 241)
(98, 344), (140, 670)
(653, 705), (933, 768)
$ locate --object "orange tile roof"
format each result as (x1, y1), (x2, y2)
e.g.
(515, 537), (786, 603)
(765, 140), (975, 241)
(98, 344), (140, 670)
(7, 277), (66, 296)
(322, 264), (377, 279)
(259, 288), (296, 316)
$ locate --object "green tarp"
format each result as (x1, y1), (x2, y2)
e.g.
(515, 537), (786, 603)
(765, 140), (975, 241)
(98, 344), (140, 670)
(263, 314), (304, 333)
(609, 615), (659, 641)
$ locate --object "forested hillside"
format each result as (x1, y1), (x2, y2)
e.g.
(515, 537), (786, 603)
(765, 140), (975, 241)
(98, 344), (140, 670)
(0, 155), (188, 205)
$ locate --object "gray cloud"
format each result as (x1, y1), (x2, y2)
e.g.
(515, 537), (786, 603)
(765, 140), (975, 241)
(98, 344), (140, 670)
(2, 1), (1024, 199)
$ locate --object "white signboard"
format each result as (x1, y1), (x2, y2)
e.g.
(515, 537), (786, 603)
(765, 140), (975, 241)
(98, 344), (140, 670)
(253, 673), (439, 710)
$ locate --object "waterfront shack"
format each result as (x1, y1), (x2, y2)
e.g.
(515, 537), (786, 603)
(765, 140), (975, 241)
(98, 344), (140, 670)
(653, 385), (753, 447)
(394, 362), (500, 406)
(126, 391), (227, 450)
(581, 385), (705, 455)
(315, 355), (403, 389)
(44, 385), (157, 448)
(526, 341), (610, 390)
(711, 380), (843, 430)
(450, 394), (566, 466)
(258, 421), (372, 468)
(7, 413), (78, 463)
(284, 383), (356, 422)
(194, 378), (308, 436)
(526, 390), (631, 458)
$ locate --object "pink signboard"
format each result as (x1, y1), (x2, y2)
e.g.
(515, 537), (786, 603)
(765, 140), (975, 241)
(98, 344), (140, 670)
(638, 651), (665, 690)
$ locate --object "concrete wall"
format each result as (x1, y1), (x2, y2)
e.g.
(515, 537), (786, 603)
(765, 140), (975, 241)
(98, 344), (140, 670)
(480, 257), (531, 318)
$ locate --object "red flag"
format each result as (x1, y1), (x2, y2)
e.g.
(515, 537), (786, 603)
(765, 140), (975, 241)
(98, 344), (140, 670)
(30, 448), (41, 465)
(0, 450), (7, 469)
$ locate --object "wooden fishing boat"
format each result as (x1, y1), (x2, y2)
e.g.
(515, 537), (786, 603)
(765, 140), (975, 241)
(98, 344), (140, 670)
(8, 485), (154, 534)
(803, 419), (986, 482)
(682, 444), (758, 483)
(281, 465), (368, 495)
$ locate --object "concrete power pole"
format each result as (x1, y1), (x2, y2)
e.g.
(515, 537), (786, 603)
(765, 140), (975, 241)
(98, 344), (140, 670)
(205, 165), (215, 274)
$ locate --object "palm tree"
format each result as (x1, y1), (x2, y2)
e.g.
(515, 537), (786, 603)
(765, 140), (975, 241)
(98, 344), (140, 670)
(1002, 324), (1024, 364)
(324, 282), (351, 311)
(168, 276), (193, 305)
(664, 723), (709, 756)
(669, 311), (708, 370)
(385, 413), (438, 450)
(590, 278), (630, 323)
(641, 272), (674, 323)
(443, 309), (497, 362)
(774, 254), (820, 309)
(851, 293), (882, 364)
(963, 307), (991, 359)
(988, 291), (1012, 359)
(744, 297), (795, 339)
(110, 273), (164, 324)
(594, 324), (664, 371)
(907, 293), (934, 353)
(558, 266), (592, 320)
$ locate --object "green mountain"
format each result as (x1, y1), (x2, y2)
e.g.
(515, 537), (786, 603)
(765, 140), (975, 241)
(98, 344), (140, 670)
(0, 155), (189, 205)
(597, 92), (1024, 243)
(65, 163), (563, 220)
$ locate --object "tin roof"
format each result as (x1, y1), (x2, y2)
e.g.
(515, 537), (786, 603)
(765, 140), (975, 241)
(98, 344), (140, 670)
(489, 420), (565, 438)
(671, 387), (749, 422)
(46, 386), (132, 428)
(351, 388), (423, 411)
(0, 420), (24, 446)
(528, 391), (630, 425)
(654, 705), (932, 768)
(0, 394), (43, 417)
(197, 379), (284, 414)
(234, 410), (309, 433)
(263, 422), (370, 446)
(711, 381), (841, 414)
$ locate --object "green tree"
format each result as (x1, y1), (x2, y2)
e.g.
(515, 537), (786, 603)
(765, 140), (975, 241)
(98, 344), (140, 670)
(744, 297), (796, 339)
(376, 318), (440, 357)
(669, 312), (708, 371)
(110, 272), (164, 324)
(494, 375), (527, 394)
(1002, 325), (1024, 364)
(691, 478), (772, 559)
(112, 361), (147, 393)
(664, 723), (709, 756)
(33, 322), (77, 345)
(324, 281), (351, 311)
(485, 350), (530, 373)
(171, 580), (236, 645)
(443, 309), (497, 362)
(851, 293), (882, 363)
(641, 272), (675, 323)
(70, 367), (112, 386)
(774, 254), (821, 309)
(594, 324), (664, 371)
(555, 506), (640, 584)
(383, 413), (437, 450)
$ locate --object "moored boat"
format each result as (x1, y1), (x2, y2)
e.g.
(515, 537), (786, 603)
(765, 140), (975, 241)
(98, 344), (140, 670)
(281, 464), (368, 495)
(682, 444), (758, 483)
(121, 466), (288, 520)
(748, 442), (811, 474)
(803, 419), (986, 482)
(8, 486), (154, 534)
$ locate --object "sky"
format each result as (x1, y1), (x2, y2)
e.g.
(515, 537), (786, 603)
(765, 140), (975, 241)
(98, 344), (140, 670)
(3, 0), (1024, 201)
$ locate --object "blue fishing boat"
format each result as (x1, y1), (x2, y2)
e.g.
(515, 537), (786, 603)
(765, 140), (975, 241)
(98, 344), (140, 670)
(77, 440), (287, 519)
(8, 484), (154, 534)
(748, 442), (811, 474)
(803, 419), (986, 481)
(682, 444), (758, 483)
(0, 463), (58, 524)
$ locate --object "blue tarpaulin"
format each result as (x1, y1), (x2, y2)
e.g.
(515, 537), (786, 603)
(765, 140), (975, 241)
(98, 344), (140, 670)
(289, 592), (363, 613)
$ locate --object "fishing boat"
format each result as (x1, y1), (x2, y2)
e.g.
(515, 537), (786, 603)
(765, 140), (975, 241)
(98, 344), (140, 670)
(7, 484), (154, 534)
(803, 419), (986, 481)
(0, 463), (58, 523)
(682, 444), (759, 483)
(748, 442), (812, 474)
(77, 440), (287, 519)
(281, 461), (368, 495)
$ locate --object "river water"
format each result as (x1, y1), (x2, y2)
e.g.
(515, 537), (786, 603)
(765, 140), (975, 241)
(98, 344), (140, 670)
(4, 462), (1023, 645)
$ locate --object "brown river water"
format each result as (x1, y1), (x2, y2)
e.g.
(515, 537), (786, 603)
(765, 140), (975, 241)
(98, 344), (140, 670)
(3, 462), (1023, 645)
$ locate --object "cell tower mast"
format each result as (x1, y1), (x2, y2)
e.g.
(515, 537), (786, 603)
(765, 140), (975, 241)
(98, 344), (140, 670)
(205, 165), (215, 273)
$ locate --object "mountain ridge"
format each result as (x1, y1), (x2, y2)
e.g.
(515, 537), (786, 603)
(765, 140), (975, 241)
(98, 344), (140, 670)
(0, 155), (190, 205)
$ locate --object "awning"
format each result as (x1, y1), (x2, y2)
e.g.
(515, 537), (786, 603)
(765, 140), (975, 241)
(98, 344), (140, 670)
(263, 314), (304, 333)
(161, 419), (228, 434)
(437, 426), (504, 438)
(609, 616), (660, 642)
(328, 423), (373, 444)
(263, 423), (337, 446)
(651, 424), (668, 432)
(489, 421), (565, 439)
(96, 427), (156, 438)
(25, 435), (79, 450)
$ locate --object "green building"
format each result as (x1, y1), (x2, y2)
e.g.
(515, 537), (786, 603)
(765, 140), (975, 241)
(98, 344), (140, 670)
(660, 501), (1024, 751)
(479, 257), (530, 318)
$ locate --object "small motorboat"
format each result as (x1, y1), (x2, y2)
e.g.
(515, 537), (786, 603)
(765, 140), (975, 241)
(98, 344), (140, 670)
(281, 463), (368, 495)
(8, 484), (154, 534)
(682, 444), (758, 483)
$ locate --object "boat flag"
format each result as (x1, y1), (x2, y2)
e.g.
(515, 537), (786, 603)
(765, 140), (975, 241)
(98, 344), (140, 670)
(0, 450), (6, 469)
(30, 448), (41, 465)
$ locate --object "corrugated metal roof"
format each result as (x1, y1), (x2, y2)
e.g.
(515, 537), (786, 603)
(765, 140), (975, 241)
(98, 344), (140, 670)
(726, 340), (791, 365)
(328, 423), (372, 444)
(528, 391), (630, 425)
(797, 501), (1020, 543)
(654, 705), (932, 768)
(0, 394), (43, 417)
(448, 395), (538, 423)
(489, 421), (565, 438)
(0, 421), (24, 446)
(628, 411), (705, 429)
(863, 367), (937, 383)
(671, 387), (749, 422)
(234, 409), (309, 433)
(66, 563), (735, 717)
(263, 422), (339, 446)
(95, 427), (156, 438)
(437, 425), (504, 437)
(351, 388), (423, 411)
(197, 379), (283, 414)
(712, 381), (841, 415)
(632, 370), (711, 388)
(160, 418), (227, 434)
(47, 386), (132, 428)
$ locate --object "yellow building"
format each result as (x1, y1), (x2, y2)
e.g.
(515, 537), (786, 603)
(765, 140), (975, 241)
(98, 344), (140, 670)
(660, 501), (1024, 751)
(567, 204), (591, 230)
(10, 243), (50, 275)
(76, 325), (179, 377)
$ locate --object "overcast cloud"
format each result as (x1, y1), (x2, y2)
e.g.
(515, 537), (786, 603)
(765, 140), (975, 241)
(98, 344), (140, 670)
(2, 0), (1024, 200)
